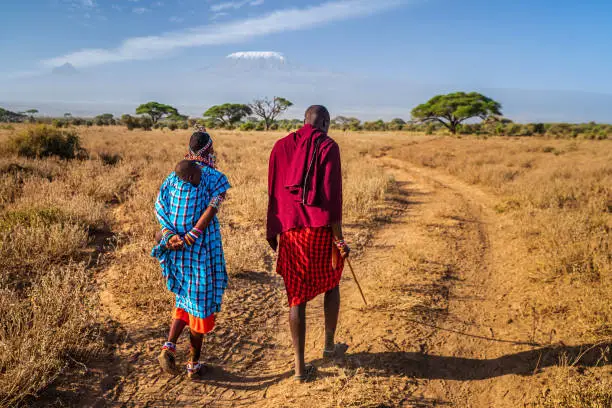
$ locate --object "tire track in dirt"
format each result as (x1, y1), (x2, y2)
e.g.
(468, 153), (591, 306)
(379, 157), (558, 407)
(251, 156), (499, 407)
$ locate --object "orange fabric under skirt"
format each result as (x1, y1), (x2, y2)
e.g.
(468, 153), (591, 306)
(173, 308), (215, 334)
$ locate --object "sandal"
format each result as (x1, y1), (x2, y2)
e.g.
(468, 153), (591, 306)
(186, 361), (209, 380)
(158, 342), (178, 374)
(294, 364), (317, 383)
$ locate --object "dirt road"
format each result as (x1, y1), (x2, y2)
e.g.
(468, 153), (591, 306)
(81, 156), (603, 407)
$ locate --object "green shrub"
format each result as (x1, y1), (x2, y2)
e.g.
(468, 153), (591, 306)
(240, 122), (256, 131)
(507, 124), (522, 136)
(0, 207), (66, 232)
(180, 122), (189, 130)
(140, 117), (153, 131)
(51, 119), (67, 128)
(168, 122), (178, 131)
(8, 125), (86, 160)
(99, 152), (122, 166)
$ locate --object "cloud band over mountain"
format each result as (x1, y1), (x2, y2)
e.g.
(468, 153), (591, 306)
(42, 0), (406, 69)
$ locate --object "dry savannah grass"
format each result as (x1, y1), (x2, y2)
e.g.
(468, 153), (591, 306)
(0, 124), (609, 407)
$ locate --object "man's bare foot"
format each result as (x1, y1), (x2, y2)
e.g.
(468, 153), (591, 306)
(323, 343), (349, 359)
(294, 364), (317, 383)
(186, 362), (208, 380)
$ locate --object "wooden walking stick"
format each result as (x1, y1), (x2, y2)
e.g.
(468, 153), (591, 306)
(346, 258), (368, 305)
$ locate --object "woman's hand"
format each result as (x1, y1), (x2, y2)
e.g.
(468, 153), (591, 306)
(166, 235), (185, 250)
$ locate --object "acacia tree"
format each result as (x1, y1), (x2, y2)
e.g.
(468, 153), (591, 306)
(23, 109), (38, 123)
(411, 92), (502, 134)
(203, 104), (252, 128)
(136, 102), (179, 124)
(249, 97), (293, 130)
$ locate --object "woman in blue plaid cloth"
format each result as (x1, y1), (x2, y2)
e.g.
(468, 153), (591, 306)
(152, 128), (230, 379)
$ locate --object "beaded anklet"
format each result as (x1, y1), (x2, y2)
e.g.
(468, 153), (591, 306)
(162, 341), (176, 354)
(186, 361), (202, 374)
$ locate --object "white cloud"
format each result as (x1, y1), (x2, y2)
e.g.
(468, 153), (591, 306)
(211, 0), (264, 12)
(64, 0), (97, 12)
(43, 0), (406, 68)
(227, 51), (285, 62)
(169, 16), (184, 23)
(132, 7), (150, 14)
(211, 12), (229, 20)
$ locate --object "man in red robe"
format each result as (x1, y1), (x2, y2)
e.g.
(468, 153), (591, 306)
(267, 105), (350, 382)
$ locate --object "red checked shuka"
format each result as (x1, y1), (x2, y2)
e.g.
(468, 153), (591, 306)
(267, 124), (344, 306)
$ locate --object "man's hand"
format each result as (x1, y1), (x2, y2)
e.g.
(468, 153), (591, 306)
(334, 239), (350, 259)
(267, 236), (278, 252)
(339, 245), (350, 259)
(166, 235), (185, 250)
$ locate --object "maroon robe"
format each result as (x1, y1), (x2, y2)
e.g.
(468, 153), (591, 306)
(266, 124), (343, 240)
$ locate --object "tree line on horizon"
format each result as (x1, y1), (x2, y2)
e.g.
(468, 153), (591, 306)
(1, 93), (610, 139)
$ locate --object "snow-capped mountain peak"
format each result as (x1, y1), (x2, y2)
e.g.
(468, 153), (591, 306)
(226, 51), (286, 63)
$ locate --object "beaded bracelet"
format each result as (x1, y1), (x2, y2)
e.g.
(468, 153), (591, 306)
(184, 227), (203, 246)
(209, 195), (225, 209)
(334, 239), (348, 251)
(161, 228), (176, 245)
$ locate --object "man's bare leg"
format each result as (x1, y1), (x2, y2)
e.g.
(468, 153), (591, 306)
(324, 286), (340, 354)
(289, 303), (307, 377)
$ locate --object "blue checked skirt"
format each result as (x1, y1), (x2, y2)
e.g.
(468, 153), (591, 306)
(152, 166), (231, 319)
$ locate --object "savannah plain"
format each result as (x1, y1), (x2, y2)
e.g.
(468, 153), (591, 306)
(0, 125), (610, 407)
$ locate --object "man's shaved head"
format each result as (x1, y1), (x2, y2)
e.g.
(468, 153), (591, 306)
(305, 105), (331, 132)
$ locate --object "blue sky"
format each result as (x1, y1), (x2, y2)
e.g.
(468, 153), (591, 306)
(2, 0), (612, 121)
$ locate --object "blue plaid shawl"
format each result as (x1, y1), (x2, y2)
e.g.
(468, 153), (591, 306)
(151, 166), (231, 319)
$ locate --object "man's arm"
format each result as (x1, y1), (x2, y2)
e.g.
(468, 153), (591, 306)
(267, 146), (279, 251)
(323, 143), (349, 258)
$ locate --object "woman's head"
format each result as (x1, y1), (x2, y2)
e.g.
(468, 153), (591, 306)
(186, 126), (217, 168)
(189, 131), (212, 154)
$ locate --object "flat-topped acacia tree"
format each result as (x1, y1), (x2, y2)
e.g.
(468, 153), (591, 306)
(412, 92), (502, 134)
(136, 102), (179, 124)
(203, 104), (252, 128)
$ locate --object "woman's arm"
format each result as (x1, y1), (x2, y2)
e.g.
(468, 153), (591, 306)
(194, 205), (218, 231)
(183, 193), (225, 246)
